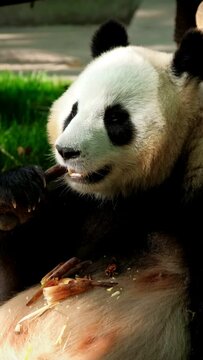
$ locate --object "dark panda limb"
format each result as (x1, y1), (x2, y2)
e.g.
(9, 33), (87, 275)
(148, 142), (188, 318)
(0, 165), (48, 298)
(0, 165), (46, 210)
(0, 165), (67, 300)
(0, 165), (47, 231)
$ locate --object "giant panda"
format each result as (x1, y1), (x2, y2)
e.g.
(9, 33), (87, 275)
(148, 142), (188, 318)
(0, 20), (203, 360)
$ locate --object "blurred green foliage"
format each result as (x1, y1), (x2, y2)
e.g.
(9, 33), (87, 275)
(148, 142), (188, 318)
(0, 72), (69, 171)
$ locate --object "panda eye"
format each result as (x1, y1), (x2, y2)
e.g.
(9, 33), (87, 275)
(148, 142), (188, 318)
(104, 104), (129, 124)
(63, 101), (78, 131)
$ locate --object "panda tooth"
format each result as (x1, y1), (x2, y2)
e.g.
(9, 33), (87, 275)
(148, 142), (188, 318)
(72, 173), (82, 178)
(68, 168), (83, 178)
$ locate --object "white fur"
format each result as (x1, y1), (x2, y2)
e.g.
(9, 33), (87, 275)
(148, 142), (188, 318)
(0, 238), (190, 360)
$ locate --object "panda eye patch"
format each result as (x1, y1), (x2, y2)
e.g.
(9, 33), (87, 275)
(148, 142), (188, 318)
(104, 104), (128, 124)
(63, 101), (78, 131)
(104, 103), (134, 146)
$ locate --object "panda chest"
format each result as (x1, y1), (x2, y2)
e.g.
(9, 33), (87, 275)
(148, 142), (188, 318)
(73, 185), (180, 260)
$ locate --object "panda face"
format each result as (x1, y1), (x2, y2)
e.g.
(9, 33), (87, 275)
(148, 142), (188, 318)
(47, 22), (203, 199)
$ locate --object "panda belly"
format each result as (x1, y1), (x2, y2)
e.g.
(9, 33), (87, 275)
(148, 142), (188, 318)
(0, 234), (190, 360)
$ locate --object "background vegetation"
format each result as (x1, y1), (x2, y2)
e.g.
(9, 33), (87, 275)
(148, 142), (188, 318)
(0, 72), (69, 171)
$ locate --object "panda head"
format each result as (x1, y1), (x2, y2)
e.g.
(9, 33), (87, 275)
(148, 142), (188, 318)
(47, 21), (203, 199)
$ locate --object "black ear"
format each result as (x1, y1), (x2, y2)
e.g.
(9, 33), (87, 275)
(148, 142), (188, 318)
(91, 20), (129, 58)
(172, 29), (203, 80)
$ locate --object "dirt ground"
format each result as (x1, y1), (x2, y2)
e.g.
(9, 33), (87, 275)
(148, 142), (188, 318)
(0, 0), (176, 79)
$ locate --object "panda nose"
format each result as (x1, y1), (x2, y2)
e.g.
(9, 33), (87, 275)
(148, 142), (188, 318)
(56, 144), (81, 160)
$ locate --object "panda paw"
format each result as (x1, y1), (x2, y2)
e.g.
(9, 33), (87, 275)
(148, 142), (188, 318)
(0, 165), (46, 230)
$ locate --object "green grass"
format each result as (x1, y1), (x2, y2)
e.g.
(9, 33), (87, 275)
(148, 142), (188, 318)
(0, 72), (70, 171)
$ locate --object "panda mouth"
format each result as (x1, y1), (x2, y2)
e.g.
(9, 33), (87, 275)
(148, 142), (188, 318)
(67, 165), (111, 183)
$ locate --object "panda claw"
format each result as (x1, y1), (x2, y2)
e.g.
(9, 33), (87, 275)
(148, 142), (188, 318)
(43, 177), (46, 189)
(12, 200), (17, 209)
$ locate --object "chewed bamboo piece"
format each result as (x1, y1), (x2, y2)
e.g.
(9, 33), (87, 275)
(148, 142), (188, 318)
(41, 257), (81, 286)
(15, 257), (118, 334)
(26, 257), (118, 306)
(43, 277), (118, 305)
(44, 164), (67, 183)
(26, 257), (81, 306)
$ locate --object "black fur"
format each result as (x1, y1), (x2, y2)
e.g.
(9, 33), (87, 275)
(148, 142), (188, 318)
(172, 29), (203, 80)
(0, 165), (46, 209)
(104, 103), (134, 146)
(91, 20), (129, 58)
(63, 101), (78, 131)
(0, 158), (184, 300)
